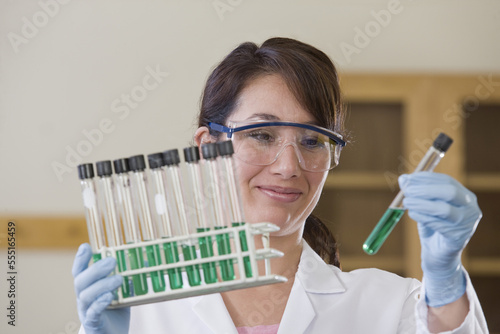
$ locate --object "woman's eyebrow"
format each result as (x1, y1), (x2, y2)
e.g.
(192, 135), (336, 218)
(245, 113), (281, 121)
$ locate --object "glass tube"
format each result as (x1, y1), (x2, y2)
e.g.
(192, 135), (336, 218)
(363, 133), (453, 255)
(128, 155), (166, 292)
(201, 143), (235, 281)
(96, 160), (130, 298)
(217, 141), (252, 278)
(162, 149), (202, 287)
(147, 153), (183, 290)
(77, 164), (106, 263)
(184, 146), (217, 284)
(113, 158), (148, 296)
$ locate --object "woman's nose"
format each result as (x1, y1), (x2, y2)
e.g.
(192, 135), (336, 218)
(268, 143), (302, 178)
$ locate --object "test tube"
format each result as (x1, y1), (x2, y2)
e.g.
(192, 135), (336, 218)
(128, 155), (166, 292)
(217, 141), (252, 278)
(184, 146), (218, 284)
(201, 143), (235, 281)
(95, 160), (131, 298)
(363, 133), (454, 255)
(162, 149), (202, 286)
(77, 163), (106, 263)
(147, 153), (183, 290)
(113, 158), (148, 296)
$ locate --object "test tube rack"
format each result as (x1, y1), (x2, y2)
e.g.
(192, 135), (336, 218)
(100, 222), (285, 308)
(77, 143), (287, 309)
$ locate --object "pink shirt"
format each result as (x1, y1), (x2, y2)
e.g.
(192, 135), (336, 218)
(237, 324), (280, 334)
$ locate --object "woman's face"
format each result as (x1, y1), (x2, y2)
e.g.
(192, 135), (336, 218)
(226, 75), (329, 237)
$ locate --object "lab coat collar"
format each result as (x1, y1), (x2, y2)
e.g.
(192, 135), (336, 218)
(191, 239), (346, 334)
(297, 239), (347, 294)
(277, 240), (346, 333)
(192, 293), (237, 334)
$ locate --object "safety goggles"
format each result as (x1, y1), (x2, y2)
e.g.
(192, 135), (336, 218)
(209, 120), (346, 172)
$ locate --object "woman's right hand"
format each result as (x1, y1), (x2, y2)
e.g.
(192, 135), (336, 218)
(72, 243), (131, 334)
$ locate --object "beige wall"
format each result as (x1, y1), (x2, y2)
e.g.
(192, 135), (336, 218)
(1, 1), (499, 333)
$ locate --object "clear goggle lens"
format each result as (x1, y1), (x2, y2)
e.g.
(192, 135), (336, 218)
(228, 123), (342, 172)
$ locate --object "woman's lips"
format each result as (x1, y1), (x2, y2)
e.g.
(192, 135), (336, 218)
(257, 186), (302, 203)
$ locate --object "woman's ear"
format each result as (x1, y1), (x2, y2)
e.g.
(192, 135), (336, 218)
(194, 126), (213, 147)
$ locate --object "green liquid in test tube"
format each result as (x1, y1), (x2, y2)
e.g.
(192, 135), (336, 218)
(129, 155), (166, 292)
(148, 153), (183, 290)
(163, 149), (202, 286)
(196, 228), (218, 284)
(363, 133), (454, 255)
(92, 253), (102, 262)
(77, 164), (107, 264)
(184, 146), (218, 284)
(162, 241), (183, 289)
(126, 246), (148, 295)
(201, 143), (235, 281)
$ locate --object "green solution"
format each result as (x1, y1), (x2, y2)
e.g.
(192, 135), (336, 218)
(127, 246), (149, 296)
(181, 243), (202, 286)
(215, 226), (235, 281)
(115, 249), (131, 298)
(197, 228), (218, 284)
(162, 241), (183, 289)
(92, 253), (102, 263)
(363, 207), (405, 255)
(145, 244), (166, 292)
(232, 223), (252, 278)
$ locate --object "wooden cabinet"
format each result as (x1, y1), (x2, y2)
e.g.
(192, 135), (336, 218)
(313, 74), (500, 332)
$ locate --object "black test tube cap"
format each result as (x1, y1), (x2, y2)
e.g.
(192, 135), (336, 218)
(77, 163), (94, 180)
(201, 143), (218, 160)
(162, 149), (180, 166)
(96, 160), (113, 177)
(433, 133), (453, 153)
(183, 146), (200, 163)
(128, 155), (146, 172)
(113, 158), (129, 174)
(217, 141), (234, 157)
(147, 153), (164, 169)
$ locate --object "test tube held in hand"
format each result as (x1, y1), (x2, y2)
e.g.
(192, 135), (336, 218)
(201, 143), (235, 281)
(217, 141), (252, 278)
(96, 160), (131, 298)
(113, 158), (149, 296)
(363, 133), (454, 255)
(162, 149), (202, 287)
(184, 146), (218, 284)
(147, 153), (183, 290)
(77, 164), (106, 263)
(128, 155), (166, 292)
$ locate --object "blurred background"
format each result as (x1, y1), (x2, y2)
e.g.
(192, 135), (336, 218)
(1, 1), (499, 333)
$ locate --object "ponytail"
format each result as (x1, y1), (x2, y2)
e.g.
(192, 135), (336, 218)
(303, 214), (341, 268)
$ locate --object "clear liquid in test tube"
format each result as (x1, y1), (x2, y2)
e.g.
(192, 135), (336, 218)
(128, 155), (166, 292)
(217, 141), (252, 278)
(77, 163), (106, 263)
(95, 160), (131, 298)
(162, 149), (202, 287)
(183, 146), (218, 284)
(147, 153), (183, 290)
(201, 143), (235, 281)
(113, 158), (149, 296)
(363, 133), (454, 255)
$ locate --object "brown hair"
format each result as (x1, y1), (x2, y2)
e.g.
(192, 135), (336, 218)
(198, 37), (345, 267)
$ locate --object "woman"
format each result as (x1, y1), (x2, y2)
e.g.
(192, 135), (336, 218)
(73, 37), (488, 333)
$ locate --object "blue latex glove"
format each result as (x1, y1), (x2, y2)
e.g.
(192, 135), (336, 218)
(72, 243), (130, 334)
(399, 172), (482, 308)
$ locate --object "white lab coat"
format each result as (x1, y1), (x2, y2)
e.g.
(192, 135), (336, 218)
(80, 240), (489, 333)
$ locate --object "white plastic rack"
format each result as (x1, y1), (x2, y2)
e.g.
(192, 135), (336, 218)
(98, 222), (286, 309)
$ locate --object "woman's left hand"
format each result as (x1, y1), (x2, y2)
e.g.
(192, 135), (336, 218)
(398, 171), (482, 307)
